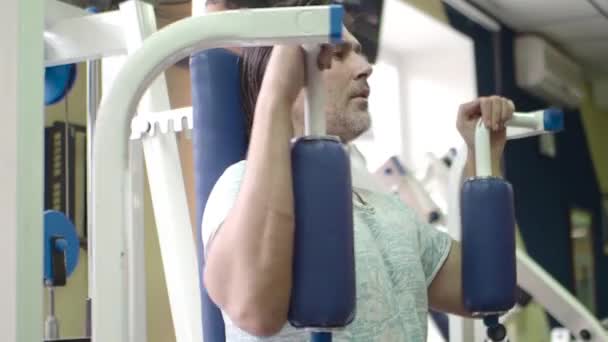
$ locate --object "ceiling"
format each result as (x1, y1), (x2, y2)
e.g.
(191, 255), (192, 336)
(469, 0), (608, 76)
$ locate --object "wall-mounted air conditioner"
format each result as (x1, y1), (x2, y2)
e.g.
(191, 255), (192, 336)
(515, 35), (585, 108)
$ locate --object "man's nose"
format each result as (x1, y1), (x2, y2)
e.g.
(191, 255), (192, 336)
(355, 56), (373, 80)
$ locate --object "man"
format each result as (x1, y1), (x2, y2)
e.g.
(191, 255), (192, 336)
(202, 1), (515, 340)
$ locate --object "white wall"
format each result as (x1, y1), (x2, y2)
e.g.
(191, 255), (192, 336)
(401, 47), (477, 169)
(355, 50), (404, 171)
(354, 0), (476, 175)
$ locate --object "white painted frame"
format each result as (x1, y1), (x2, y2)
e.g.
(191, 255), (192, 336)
(45, 1), (162, 340)
(45, 5), (127, 67)
(92, 5), (342, 342)
(0, 0), (45, 341)
(95, 2), (158, 341)
(46, 0), (182, 69)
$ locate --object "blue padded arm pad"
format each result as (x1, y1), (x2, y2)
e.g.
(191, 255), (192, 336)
(191, 48), (249, 342)
(288, 138), (356, 328)
(461, 177), (516, 315)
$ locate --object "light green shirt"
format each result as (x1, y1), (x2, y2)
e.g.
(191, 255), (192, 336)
(202, 161), (452, 341)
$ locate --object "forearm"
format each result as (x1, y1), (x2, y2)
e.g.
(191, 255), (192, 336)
(205, 86), (295, 335)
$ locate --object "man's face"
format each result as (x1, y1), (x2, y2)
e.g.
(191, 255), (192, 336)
(293, 27), (373, 143)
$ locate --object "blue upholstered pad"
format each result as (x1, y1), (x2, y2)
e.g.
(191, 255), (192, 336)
(191, 48), (248, 342)
(289, 138), (356, 328)
(461, 177), (516, 314)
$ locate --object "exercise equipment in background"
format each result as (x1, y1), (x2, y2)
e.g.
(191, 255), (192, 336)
(45, 64), (77, 106)
(43, 8), (97, 340)
(374, 155), (447, 225)
(43, 210), (81, 341)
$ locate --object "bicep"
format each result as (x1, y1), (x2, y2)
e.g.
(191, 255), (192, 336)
(427, 241), (470, 316)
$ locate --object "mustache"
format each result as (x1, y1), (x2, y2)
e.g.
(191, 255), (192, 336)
(350, 82), (371, 99)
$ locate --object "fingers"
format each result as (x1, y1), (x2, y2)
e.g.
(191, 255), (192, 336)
(491, 97), (501, 130)
(480, 97), (493, 128)
(480, 96), (515, 131)
(459, 99), (481, 118)
(503, 99), (515, 126)
(456, 99), (480, 133)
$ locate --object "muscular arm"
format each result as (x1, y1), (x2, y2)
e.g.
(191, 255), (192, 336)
(203, 51), (298, 336)
(428, 241), (470, 316)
